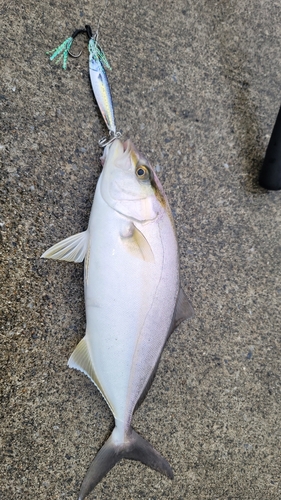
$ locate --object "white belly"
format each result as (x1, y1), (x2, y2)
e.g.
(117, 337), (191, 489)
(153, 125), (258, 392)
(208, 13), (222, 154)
(84, 179), (179, 424)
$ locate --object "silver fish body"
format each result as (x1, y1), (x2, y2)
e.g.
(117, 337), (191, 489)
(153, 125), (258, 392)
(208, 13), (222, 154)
(41, 139), (194, 499)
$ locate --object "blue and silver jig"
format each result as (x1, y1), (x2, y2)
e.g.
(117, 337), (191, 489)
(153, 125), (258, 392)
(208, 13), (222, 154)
(47, 24), (120, 145)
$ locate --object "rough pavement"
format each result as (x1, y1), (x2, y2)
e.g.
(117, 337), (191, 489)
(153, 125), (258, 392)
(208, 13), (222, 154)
(1, 1), (280, 499)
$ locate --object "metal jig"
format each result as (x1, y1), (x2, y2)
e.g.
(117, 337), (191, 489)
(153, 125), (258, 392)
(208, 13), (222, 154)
(47, 19), (121, 146)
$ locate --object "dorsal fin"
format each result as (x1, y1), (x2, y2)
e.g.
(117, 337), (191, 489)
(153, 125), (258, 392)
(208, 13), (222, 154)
(174, 287), (194, 327)
(135, 288), (194, 412)
(167, 288), (194, 340)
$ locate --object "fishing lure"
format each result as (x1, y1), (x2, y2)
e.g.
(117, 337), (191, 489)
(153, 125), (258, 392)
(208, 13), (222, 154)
(47, 24), (120, 144)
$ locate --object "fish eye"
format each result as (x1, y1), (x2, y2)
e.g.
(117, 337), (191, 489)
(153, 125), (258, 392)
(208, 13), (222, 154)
(136, 165), (150, 181)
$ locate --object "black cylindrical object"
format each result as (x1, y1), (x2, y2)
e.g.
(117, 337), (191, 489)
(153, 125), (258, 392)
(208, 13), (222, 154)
(259, 105), (281, 190)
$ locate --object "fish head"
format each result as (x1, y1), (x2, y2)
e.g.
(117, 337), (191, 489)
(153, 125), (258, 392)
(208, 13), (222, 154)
(100, 139), (168, 222)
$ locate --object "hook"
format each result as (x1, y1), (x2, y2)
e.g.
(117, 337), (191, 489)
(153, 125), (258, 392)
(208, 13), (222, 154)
(67, 27), (90, 59)
(68, 48), (83, 58)
(99, 131), (122, 148)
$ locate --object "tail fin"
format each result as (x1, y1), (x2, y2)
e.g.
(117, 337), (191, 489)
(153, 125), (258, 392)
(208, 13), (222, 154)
(78, 427), (173, 500)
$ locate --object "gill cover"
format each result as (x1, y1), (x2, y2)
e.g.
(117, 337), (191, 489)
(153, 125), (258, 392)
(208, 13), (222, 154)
(100, 140), (165, 222)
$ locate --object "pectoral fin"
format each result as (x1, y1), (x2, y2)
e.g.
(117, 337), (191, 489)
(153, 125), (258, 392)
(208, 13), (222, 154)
(41, 230), (89, 262)
(121, 223), (154, 262)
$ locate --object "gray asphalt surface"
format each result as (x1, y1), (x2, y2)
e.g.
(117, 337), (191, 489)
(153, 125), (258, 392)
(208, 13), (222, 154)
(1, 1), (281, 499)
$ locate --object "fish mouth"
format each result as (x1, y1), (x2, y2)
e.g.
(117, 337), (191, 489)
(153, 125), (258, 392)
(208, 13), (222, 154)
(121, 139), (132, 159)
(101, 138), (131, 166)
(123, 139), (129, 152)
(122, 139), (141, 158)
(101, 138), (150, 174)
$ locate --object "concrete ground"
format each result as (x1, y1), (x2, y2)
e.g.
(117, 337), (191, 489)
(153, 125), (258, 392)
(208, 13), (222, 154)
(1, 1), (280, 499)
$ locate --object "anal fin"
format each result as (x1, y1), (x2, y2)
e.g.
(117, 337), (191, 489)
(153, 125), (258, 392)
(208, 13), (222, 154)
(167, 287), (194, 339)
(68, 336), (96, 382)
(68, 336), (111, 410)
(41, 230), (89, 262)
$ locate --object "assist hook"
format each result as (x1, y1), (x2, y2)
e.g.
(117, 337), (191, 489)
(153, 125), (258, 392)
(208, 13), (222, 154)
(68, 25), (94, 58)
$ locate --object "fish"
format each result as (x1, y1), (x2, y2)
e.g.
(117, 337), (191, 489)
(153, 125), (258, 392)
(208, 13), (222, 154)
(41, 138), (194, 499)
